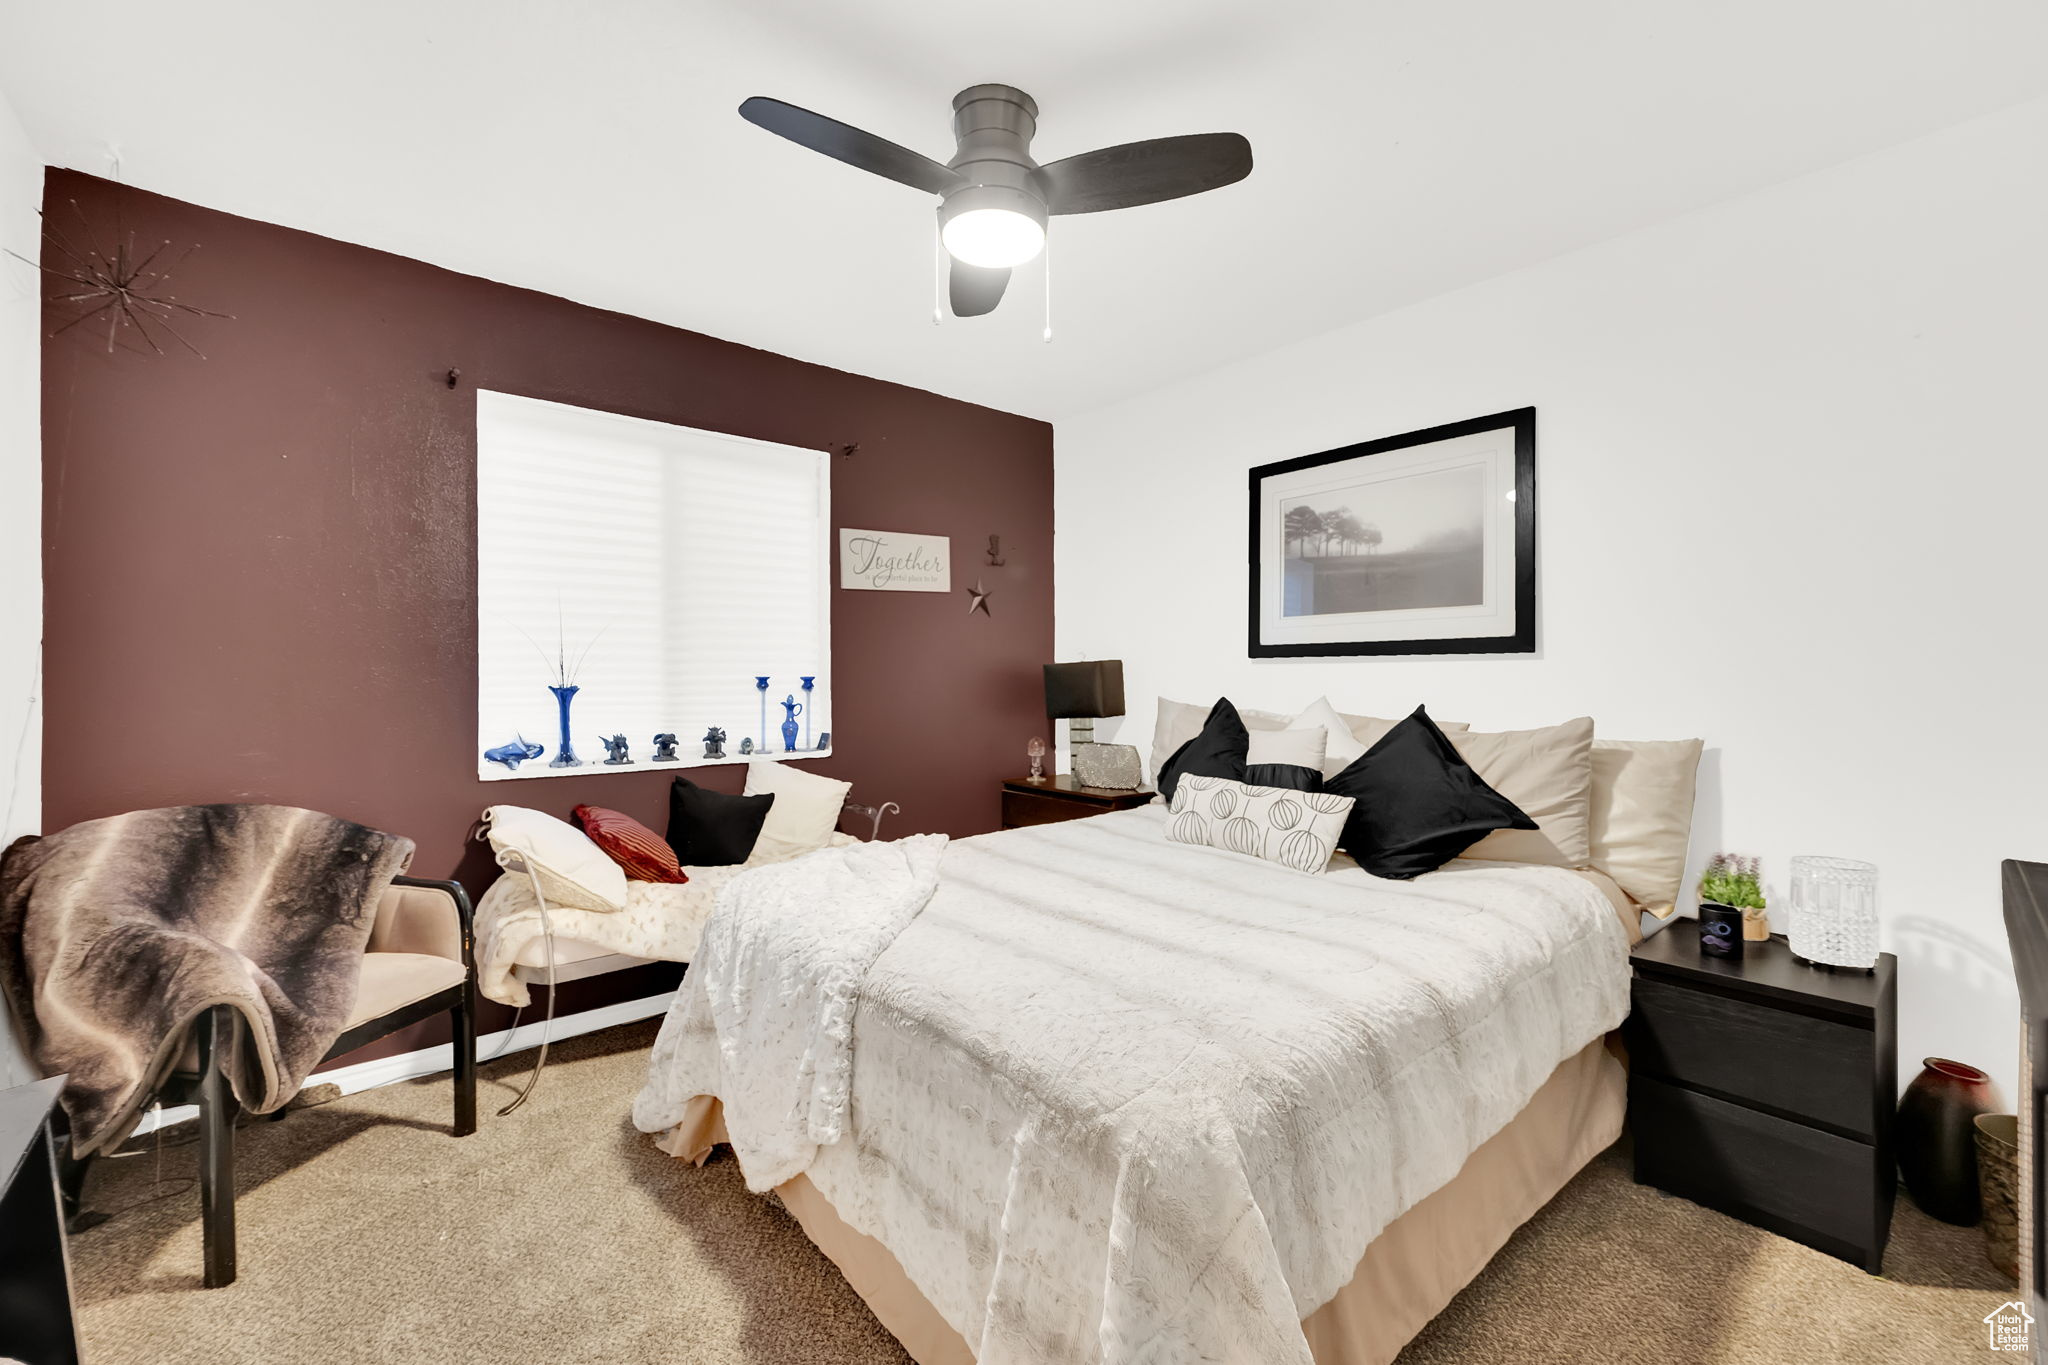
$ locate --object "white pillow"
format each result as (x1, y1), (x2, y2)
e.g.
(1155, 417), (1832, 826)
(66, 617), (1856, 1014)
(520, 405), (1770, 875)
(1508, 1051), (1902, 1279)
(481, 805), (629, 913)
(1285, 696), (1368, 780)
(743, 761), (853, 864)
(1246, 726), (1327, 773)
(1166, 775), (1354, 875)
(1150, 695), (1470, 787)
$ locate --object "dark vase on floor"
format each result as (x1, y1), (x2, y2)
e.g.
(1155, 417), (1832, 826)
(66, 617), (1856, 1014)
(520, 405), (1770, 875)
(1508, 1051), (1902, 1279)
(1896, 1057), (2004, 1225)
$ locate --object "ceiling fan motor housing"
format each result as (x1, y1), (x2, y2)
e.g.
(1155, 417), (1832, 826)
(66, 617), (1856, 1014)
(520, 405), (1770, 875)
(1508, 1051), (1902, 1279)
(940, 84), (1048, 235)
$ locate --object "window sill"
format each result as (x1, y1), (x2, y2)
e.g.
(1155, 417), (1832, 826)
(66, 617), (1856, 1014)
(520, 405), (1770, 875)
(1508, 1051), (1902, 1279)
(478, 746), (834, 782)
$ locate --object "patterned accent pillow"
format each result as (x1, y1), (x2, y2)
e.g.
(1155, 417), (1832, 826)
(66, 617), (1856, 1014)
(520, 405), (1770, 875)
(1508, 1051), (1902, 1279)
(573, 804), (690, 884)
(1165, 775), (1354, 876)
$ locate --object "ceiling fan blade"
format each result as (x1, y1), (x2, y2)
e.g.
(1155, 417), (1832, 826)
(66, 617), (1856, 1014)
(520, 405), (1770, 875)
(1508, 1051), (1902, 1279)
(1034, 132), (1253, 215)
(739, 96), (965, 196)
(949, 260), (1011, 318)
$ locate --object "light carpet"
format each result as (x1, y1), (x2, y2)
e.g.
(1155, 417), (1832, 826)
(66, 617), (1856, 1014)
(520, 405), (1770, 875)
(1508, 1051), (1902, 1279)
(70, 1020), (2012, 1364)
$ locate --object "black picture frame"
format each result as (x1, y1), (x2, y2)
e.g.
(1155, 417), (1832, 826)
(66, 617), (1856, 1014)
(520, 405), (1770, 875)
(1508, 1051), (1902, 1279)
(1247, 407), (1536, 658)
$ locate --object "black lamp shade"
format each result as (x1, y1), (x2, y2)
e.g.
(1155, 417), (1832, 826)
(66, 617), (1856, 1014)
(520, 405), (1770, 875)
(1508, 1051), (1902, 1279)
(1044, 660), (1126, 719)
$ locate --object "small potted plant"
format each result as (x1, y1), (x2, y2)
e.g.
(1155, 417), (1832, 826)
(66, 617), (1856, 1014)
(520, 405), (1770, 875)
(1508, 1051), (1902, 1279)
(1700, 853), (1769, 942)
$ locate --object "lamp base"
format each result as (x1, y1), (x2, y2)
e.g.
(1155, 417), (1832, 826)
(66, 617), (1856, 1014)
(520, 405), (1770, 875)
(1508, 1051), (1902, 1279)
(1072, 742), (1142, 791)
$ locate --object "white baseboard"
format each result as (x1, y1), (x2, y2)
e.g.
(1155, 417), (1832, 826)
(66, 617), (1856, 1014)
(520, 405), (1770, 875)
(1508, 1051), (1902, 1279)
(129, 991), (675, 1137)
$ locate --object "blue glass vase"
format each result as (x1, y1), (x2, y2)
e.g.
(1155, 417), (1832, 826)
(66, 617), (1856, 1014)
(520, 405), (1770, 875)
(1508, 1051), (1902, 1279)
(548, 684), (582, 768)
(780, 695), (803, 753)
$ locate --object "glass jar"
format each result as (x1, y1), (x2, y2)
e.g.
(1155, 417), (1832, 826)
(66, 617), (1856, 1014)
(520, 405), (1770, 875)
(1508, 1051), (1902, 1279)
(1787, 855), (1880, 969)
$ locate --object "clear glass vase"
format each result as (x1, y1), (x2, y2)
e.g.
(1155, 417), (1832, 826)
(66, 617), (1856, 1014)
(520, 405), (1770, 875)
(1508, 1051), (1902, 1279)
(1787, 855), (1880, 969)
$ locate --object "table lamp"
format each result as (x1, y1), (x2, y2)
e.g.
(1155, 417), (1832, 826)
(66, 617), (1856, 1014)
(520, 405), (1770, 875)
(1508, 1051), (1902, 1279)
(1043, 660), (1140, 789)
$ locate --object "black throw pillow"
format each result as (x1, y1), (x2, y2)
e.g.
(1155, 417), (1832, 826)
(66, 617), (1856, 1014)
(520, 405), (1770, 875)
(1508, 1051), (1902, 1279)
(666, 776), (775, 867)
(1324, 705), (1537, 880)
(1156, 698), (1249, 800)
(1244, 763), (1323, 792)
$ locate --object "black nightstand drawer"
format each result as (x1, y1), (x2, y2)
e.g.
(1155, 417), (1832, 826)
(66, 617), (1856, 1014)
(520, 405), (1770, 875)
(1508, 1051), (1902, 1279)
(1002, 789), (1094, 828)
(1631, 1074), (1887, 1266)
(1627, 975), (1877, 1139)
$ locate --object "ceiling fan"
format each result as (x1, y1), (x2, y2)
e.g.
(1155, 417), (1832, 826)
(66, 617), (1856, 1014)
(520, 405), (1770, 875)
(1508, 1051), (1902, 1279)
(739, 85), (1252, 318)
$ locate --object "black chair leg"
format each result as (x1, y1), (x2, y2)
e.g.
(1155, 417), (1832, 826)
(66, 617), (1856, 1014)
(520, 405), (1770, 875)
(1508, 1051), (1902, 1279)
(52, 1112), (102, 1235)
(196, 1004), (240, 1289)
(451, 983), (477, 1137)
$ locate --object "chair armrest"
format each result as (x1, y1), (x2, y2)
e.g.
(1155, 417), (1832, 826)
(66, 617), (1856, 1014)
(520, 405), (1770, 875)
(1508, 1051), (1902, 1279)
(366, 875), (475, 970)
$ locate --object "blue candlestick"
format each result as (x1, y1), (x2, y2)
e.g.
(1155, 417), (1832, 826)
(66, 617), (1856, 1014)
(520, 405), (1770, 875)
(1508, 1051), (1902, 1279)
(800, 676), (815, 749)
(755, 676), (770, 753)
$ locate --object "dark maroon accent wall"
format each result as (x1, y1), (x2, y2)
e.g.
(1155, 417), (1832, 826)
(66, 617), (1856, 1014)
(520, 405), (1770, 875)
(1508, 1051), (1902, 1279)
(39, 171), (1052, 1053)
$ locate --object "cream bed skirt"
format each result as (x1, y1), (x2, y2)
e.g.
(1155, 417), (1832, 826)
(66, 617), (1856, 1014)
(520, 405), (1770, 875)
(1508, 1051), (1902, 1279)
(664, 1037), (1625, 1365)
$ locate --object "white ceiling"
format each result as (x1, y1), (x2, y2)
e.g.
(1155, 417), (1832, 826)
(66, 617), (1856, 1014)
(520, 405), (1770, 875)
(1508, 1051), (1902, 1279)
(4, 1), (2045, 420)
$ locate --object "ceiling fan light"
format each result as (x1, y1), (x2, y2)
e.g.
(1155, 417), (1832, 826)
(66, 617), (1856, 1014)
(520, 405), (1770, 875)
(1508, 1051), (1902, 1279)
(942, 208), (1045, 269)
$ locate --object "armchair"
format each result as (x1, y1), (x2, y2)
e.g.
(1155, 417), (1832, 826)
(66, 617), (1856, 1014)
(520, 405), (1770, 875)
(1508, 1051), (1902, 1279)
(80, 874), (478, 1288)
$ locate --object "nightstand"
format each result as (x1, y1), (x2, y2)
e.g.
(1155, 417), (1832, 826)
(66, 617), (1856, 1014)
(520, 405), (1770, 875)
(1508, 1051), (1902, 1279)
(1624, 919), (1898, 1271)
(1000, 775), (1153, 830)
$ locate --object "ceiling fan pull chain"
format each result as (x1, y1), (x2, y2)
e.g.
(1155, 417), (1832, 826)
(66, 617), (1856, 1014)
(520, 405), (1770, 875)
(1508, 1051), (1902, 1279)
(1042, 234), (1053, 343)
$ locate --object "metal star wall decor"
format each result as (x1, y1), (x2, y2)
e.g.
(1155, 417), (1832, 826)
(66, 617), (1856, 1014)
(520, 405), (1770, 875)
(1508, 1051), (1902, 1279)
(965, 579), (993, 616)
(7, 199), (233, 358)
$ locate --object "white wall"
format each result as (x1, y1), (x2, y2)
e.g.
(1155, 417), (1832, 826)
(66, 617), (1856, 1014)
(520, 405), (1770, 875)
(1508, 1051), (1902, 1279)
(0, 83), (41, 1088)
(1056, 97), (2048, 1097)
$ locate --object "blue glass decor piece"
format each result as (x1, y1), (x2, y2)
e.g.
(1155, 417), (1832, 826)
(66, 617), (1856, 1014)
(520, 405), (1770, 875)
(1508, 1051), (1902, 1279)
(652, 733), (679, 762)
(755, 676), (770, 753)
(548, 684), (582, 768)
(484, 735), (544, 771)
(702, 726), (726, 760)
(800, 676), (816, 749)
(601, 733), (632, 765)
(817, 730), (831, 751)
(739, 737), (755, 755)
(780, 694), (804, 753)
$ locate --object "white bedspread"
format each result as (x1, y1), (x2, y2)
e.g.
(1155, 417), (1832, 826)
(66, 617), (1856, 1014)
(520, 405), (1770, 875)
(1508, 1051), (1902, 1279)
(673, 833), (947, 1187)
(635, 806), (1631, 1365)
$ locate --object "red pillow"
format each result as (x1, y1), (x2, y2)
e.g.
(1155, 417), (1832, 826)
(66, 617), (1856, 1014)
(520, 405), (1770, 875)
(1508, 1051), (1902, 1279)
(573, 805), (689, 884)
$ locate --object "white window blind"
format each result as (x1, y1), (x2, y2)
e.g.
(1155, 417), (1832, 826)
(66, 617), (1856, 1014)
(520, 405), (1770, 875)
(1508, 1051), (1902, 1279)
(475, 390), (831, 780)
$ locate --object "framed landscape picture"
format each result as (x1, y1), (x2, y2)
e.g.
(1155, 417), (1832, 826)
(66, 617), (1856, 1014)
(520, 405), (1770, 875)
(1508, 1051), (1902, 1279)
(1248, 408), (1535, 657)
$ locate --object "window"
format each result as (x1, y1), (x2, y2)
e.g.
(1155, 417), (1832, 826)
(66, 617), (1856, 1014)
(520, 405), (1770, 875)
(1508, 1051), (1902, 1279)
(475, 391), (830, 780)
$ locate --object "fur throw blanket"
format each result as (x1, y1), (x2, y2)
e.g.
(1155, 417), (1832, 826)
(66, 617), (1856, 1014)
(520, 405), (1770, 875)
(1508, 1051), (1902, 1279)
(0, 804), (415, 1155)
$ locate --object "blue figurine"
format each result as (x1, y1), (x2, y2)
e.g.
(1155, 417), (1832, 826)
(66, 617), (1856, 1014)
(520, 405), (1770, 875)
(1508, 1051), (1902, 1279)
(600, 733), (633, 765)
(702, 726), (727, 760)
(484, 736), (544, 771)
(780, 694), (804, 752)
(652, 733), (679, 763)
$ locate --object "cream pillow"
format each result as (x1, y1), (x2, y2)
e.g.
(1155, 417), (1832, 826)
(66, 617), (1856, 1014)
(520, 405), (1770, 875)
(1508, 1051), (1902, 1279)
(743, 761), (853, 864)
(1150, 695), (1466, 786)
(1451, 717), (1597, 867)
(1246, 726), (1327, 772)
(1589, 738), (1704, 916)
(481, 805), (629, 912)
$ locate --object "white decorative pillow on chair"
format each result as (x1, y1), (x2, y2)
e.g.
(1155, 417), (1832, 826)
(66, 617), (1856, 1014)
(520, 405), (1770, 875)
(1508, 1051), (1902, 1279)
(1165, 775), (1355, 875)
(744, 761), (853, 864)
(481, 805), (629, 912)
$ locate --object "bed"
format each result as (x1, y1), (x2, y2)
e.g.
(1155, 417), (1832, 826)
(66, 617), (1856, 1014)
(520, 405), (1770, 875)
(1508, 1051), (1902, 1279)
(633, 795), (1663, 1365)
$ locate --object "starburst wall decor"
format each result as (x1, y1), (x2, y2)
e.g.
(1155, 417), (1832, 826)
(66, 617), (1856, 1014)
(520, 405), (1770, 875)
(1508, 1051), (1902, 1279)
(7, 198), (233, 358)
